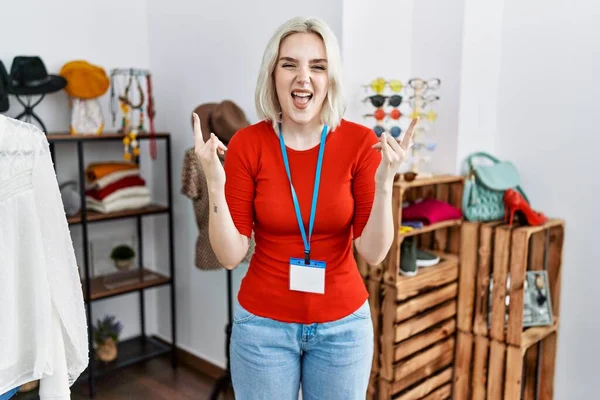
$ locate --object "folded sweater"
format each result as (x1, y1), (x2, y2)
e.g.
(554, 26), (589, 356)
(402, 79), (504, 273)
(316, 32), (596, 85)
(85, 162), (138, 182)
(85, 175), (146, 201)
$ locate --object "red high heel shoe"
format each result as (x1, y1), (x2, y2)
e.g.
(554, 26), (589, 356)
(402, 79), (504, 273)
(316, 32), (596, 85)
(504, 189), (548, 226)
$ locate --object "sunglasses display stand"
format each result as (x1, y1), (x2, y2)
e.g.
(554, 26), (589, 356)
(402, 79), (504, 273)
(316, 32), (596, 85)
(362, 77), (441, 179)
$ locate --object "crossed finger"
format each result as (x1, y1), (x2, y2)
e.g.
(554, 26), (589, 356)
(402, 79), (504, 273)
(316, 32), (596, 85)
(193, 113), (228, 155)
(210, 133), (228, 155)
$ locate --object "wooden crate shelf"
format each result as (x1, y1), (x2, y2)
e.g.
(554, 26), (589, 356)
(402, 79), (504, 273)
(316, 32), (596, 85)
(452, 329), (559, 400)
(453, 218), (564, 400)
(356, 174), (465, 399)
(378, 253), (460, 399)
(457, 219), (564, 346)
(357, 175), (464, 284)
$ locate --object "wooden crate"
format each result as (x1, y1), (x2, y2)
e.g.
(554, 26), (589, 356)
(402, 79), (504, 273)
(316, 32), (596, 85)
(375, 250), (459, 399)
(457, 219), (564, 346)
(452, 218), (564, 400)
(355, 175), (464, 400)
(356, 175), (464, 284)
(452, 330), (559, 400)
(366, 278), (383, 376)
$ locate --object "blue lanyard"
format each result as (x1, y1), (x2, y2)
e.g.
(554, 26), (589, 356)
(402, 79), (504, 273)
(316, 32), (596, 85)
(278, 123), (328, 264)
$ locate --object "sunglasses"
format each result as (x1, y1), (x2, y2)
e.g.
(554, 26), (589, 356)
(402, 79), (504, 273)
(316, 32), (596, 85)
(372, 125), (402, 138)
(407, 109), (438, 122)
(363, 94), (403, 108)
(364, 77), (404, 94)
(364, 108), (402, 121)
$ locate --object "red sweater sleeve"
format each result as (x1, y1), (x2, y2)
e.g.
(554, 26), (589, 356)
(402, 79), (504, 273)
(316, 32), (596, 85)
(223, 130), (255, 238)
(352, 129), (381, 239)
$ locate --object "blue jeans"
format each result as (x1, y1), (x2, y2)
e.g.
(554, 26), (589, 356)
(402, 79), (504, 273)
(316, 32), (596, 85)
(230, 299), (374, 400)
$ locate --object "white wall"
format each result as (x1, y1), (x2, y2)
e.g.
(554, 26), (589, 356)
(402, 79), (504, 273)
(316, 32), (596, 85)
(146, 0), (344, 368)
(0, 0), (158, 341)
(410, 0), (465, 174)
(342, 0), (414, 124)
(455, 0), (506, 173)
(343, 0), (464, 176)
(493, 1), (600, 398)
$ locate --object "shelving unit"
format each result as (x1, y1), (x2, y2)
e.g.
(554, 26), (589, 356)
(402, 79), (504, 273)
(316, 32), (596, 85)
(452, 219), (564, 400)
(357, 174), (464, 400)
(47, 132), (177, 398)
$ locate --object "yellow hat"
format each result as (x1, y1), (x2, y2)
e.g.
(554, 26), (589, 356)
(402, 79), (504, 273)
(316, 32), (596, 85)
(60, 60), (109, 99)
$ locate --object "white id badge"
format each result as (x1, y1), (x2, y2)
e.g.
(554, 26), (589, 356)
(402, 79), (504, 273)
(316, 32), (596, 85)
(289, 258), (326, 294)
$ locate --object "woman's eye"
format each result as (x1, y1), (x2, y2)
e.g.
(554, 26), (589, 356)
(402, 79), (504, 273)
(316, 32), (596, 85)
(282, 63), (294, 68)
(312, 65), (326, 70)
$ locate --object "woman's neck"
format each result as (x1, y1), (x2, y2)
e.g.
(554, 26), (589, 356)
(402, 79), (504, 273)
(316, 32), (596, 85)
(279, 115), (325, 151)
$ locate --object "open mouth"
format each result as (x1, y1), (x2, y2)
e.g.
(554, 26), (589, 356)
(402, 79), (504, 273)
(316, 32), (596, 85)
(291, 90), (313, 108)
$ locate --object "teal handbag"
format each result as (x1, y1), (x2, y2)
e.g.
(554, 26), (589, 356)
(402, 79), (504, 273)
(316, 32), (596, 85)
(462, 152), (529, 222)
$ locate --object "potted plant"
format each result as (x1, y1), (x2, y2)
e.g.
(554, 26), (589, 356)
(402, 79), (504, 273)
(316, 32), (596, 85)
(110, 244), (135, 270)
(93, 315), (123, 363)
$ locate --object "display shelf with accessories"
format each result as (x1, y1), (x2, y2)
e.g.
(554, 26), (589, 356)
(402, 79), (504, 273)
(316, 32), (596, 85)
(44, 132), (177, 398)
(357, 174), (464, 400)
(360, 174), (464, 285)
(452, 218), (564, 400)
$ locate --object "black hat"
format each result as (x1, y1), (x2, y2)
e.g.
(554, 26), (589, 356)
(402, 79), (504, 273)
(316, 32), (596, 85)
(0, 61), (9, 112)
(9, 56), (67, 96)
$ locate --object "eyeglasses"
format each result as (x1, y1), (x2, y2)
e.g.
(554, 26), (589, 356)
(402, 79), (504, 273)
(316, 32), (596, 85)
(372, 125), (402, 138)
(363, 94), (403, 108)
(364, 108), (402, 121)
(408, 95), (439, 108)
(408, 78), (441, 91)
(364, 77), (404, 94)
(411, 142), (436, 151)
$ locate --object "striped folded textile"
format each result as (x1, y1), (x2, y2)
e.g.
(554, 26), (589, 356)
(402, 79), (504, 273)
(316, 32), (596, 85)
(86, 194), (151, 214)
(88, 168), (141, 190)
(85, 175), (146, 201)
(84, 165), (152, 213)
(85, 161), (138, 183)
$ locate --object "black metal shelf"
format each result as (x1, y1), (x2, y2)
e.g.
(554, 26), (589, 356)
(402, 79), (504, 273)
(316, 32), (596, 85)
(67, 204), (170, 225)
(45, 132), (177, 398)
(83, 269), (172, 302)
(46, 132), (170, 142)
(83, 335), (172, 379)
(13, 336), (172, 400)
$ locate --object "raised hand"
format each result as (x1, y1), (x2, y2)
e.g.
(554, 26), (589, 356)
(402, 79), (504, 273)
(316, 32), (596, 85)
(372, 118), (418, 185)
(193, 112), (228, 189)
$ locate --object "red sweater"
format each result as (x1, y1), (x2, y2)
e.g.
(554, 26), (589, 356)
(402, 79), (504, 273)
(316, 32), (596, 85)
(224, 119), (380, 323)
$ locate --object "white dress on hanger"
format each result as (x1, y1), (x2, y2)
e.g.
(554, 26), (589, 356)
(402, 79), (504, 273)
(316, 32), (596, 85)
(0, 115), (88, 399)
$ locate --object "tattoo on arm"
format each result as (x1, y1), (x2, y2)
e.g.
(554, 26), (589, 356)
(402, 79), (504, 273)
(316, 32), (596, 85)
(213, 203), (218, 213)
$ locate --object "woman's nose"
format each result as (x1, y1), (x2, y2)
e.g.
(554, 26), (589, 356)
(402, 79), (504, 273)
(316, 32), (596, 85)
(296, 67), (310, 85)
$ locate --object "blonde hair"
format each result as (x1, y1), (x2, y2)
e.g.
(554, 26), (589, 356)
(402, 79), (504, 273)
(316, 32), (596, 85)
(255, 16), (345, 132)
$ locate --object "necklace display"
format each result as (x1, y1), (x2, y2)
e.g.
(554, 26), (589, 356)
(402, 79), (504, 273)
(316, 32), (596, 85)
(110, 68), (157, 163)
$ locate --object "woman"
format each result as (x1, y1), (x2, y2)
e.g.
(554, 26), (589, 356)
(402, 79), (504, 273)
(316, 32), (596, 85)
(193, 16), (415, 400)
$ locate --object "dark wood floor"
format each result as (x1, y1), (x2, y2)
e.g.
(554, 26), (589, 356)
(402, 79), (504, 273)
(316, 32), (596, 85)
(15, 355), (234, 400)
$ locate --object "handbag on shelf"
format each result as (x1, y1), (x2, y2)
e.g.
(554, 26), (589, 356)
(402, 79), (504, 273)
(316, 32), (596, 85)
(462, 152), (529, 222)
